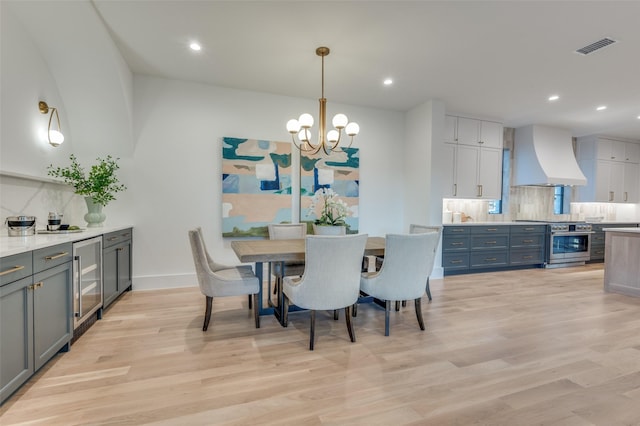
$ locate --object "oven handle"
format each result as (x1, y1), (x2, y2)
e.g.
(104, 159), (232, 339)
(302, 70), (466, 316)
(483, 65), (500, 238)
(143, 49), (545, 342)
(551, 231), (594, 236)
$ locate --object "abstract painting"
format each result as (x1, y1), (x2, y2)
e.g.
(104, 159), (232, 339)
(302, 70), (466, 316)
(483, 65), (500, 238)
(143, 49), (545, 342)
(301, 148), (360, 233)
(222, 137), (292, 237)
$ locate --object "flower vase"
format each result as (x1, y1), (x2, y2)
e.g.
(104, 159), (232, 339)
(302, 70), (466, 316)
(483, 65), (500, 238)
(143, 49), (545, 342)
(84, 197), (106, 227)
(313, 224), (346, 235)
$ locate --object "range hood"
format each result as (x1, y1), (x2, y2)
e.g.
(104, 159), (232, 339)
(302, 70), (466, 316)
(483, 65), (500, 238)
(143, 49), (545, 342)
(513, 125), (587, 186)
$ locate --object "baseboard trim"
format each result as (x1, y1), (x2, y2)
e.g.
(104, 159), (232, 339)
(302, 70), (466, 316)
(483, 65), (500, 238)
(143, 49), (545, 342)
(133, 273), (197, 291)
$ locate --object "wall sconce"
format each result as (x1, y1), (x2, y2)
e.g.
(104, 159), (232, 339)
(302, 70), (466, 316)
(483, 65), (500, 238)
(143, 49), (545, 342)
(38, 101), (65, 147)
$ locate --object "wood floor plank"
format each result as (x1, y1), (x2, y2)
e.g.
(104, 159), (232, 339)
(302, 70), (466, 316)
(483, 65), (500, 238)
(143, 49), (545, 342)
(3, 264), (640, 425)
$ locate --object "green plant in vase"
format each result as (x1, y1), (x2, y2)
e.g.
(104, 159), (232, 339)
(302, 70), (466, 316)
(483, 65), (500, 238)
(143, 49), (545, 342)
(47, 154), (126, 227)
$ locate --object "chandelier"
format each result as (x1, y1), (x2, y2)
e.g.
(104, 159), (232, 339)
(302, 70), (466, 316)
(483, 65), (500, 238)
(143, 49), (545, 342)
(286, 47), (360, 155)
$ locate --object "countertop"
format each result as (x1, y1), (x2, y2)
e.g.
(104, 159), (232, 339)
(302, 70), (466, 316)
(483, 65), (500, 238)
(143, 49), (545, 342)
(0, 225), (133, 257)
(603, 227), (640, 234)
(443, 222), (545, 226)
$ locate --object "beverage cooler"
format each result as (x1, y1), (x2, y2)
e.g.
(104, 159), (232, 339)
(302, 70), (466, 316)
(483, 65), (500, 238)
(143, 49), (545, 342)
(72, 236), (103, 328)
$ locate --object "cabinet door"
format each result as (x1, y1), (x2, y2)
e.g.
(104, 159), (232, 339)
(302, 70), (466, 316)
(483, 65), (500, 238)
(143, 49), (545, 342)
(624, 162), (639, 203)
(103, 245), (119, 308)
(456, 117), (480, 146)
(0, 276), (34, 402)
(625, 143), (640, 163)
(444, 115), (457, 144)
(455, 145), (480, 197)
(609, 162), (625, 202)
(118, 241), (132, 293)
(33, 262), (72, 371)
(594, 161), (612, 202)
(479, 121), (503, 149)
(442, 143), (457, 197)
(478, 148), (503, 199)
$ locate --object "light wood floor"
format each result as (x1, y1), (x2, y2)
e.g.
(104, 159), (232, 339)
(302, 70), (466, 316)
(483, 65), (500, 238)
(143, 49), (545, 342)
(3, 264), (640, 425)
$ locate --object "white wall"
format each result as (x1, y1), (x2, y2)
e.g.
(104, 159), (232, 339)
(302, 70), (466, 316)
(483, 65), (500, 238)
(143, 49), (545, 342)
(131, 75), (406, 289)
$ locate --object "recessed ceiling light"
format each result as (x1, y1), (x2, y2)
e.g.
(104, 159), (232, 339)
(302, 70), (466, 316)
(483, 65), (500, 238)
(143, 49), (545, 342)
(383, 78), (393, 86)
(189, 42), (202, 51)
(596, 105), (607, 111)
(548, 95), (560, 101)
(637, 115), (640, 119)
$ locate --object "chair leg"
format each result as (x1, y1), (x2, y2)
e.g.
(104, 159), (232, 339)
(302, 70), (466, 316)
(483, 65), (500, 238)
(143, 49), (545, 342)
(426, 277), (432, 301)
(248, 294), (252, 310)
(334, 310), (339, 320)
(401, 300), (407, 307)
(345, 306), (356, 342)
(282, 295), (289, 327)
(385, 300), (391, 336)
(309, 310), (316, 351)
(253, 293), (260, 328)
(415, 297), (425, 331)
(203, 296), (213, 331)
(395, 301), (400, 311)
(352, 302), (358, 317)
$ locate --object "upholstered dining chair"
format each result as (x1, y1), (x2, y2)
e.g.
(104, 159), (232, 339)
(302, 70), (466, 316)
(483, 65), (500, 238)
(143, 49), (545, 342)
(268, 223), (307, 298)
(282, 234), (368, 350)
(409, 224), (443, 301)
(360, 231), (441, 336)
(188, 229), (260, 331)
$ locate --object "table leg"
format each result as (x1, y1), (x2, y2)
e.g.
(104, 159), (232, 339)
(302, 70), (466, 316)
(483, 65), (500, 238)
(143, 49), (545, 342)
(254, 261), (274, 316)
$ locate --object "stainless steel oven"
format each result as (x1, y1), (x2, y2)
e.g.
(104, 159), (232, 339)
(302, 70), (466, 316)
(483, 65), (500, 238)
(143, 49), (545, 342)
(547, 223), (593, 267)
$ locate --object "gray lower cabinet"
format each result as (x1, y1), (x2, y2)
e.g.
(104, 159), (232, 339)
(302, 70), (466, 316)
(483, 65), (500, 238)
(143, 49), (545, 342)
(589, 223), (639, 262)
(443, 224), (546, 275)
(103, 228), (133, 308)
(1, 243), (73, 404)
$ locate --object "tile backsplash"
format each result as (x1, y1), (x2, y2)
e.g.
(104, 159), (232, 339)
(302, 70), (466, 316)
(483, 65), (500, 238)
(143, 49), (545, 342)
(444, 185), (638, 223)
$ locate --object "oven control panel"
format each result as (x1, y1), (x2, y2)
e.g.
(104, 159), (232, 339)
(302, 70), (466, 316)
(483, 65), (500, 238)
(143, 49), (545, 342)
(549, 223), (592, 233)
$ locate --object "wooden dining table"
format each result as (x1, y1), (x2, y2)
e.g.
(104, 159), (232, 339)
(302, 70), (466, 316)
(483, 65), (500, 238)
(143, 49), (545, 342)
(231, 236), (385, 326)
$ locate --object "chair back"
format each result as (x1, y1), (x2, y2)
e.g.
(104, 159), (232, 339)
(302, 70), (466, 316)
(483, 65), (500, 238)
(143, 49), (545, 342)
(188, 229), (212, 295)
(375, 232), (441, 300)
(410, 224), (442, 235)
(292, 234), (368, 310)
(195, 226), (230, 272)
(268, 223), (307, 240)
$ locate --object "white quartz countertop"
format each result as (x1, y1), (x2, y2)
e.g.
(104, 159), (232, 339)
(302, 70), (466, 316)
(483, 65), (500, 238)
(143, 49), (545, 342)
(443, 222), (545, 226)
(603, 227), (640, 233)
(1, 225), (133, 257)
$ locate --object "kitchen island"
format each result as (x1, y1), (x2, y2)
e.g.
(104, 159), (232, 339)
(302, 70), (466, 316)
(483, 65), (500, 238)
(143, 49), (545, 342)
(604, 227), (640, 297)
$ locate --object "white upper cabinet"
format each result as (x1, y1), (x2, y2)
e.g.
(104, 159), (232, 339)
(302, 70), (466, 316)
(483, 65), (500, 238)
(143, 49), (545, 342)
(444, 115), (504, 200)
(456, 117), (503, 149)
(576, 135), (640, 203)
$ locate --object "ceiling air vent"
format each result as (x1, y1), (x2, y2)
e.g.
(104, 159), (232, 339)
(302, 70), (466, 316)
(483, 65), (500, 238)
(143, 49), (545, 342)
(576, 38), (617, 55)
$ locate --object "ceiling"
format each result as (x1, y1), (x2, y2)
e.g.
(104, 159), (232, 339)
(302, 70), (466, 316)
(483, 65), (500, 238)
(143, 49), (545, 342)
(92, 0), (640, 140)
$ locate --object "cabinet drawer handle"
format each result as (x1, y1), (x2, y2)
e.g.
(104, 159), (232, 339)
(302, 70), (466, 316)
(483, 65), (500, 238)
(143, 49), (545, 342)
(624, 192), (628, 202)
(484, 241), (497, 244)
(477, 185), (483, 197)
(486, 228), (497, 231)
(451, 229), (465, 232)
(107, 237), (118, 241)
(609, 191), (614, 202)
(524, 227), (534, 231)
(0, 265), (25, 277)
(523, 255), (533, 259)
(451, 242), (464, 246)
(45, 251), (69, 261)
(35, 281), (43, 288)
(450, 260), (463, 264)
(485, 258), (497, 262)
(522, 239), (534, 243)
(595, 250), (604, 255)
(117, 247), (125, 251)
(453, 183), (457, 196)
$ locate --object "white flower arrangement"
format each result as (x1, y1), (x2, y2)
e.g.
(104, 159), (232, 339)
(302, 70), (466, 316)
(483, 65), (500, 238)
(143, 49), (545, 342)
(307, 188), (350, 226)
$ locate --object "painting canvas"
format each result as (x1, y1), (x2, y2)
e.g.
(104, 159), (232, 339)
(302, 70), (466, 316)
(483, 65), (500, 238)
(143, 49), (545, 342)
(222, 137), (292, 237)
(301, 147), (360, 233)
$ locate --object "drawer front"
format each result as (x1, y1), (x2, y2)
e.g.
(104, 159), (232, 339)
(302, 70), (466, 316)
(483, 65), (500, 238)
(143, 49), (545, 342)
(591, 233), (605, 245)
(590, 246), (605, 260)
(470, 251), (509, 268)
(442, 253), (470, 270)
(443, 226), (470, 236)
(103, 229), (132, 249)
(510, 225), (546, 234)
(470, 226), (509, 235)
(0, 252), (33, 286)
(33, 243), (73, 274)
(442, 236), (470, 252)
(471, 235), (509, 249)
(510, 233), (545, 248)
(509, 248), (544, 265)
